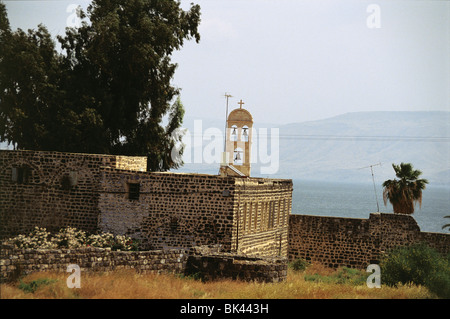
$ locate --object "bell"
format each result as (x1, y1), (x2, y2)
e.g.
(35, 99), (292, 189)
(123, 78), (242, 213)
(232, 127), (237, 135)
(242, 128), (248, 136)
(235, 152), (241, 161)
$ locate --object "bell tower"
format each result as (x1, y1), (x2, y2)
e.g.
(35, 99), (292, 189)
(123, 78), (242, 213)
(220, 99), (253, 177)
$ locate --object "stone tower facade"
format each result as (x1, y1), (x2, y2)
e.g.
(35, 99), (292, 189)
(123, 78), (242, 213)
(220, 100), (253, 177)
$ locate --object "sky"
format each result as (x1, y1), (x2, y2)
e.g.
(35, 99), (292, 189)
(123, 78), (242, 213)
(2, 0), (449, 125)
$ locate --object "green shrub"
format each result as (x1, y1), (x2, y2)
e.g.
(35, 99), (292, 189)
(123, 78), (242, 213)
(289, 258), (310, 272)
(304, 267), (367, 286)
(18, 278), (56, 293)
(380, 242), (450, 298)
(335, 267), (367, 285)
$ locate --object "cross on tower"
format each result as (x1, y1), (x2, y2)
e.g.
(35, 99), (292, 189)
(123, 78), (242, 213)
(238, 99), (245, 108)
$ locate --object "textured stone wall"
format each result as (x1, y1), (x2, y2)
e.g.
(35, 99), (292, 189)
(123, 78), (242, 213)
(185, 252), (287, 283)
(0, 244), (187, 283)
(98, 169), (293, 258)
(289, 213), (450, 269)
(98, 169), (237, 251)
(0, 244), (288, 284)
(233, 179), (293, 258)
(0, 150), (293, 259)
(113, 156), (147, 172)
(0, 150), (146, 239)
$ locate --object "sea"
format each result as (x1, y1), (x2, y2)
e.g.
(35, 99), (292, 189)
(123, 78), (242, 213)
(291, 180), (450, 234)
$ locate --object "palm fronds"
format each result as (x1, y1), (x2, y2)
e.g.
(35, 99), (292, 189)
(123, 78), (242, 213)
(382, 163), (428, 215)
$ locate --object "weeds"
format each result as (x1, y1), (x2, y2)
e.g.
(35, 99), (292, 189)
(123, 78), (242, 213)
(288, 258), (310, 272)
(304, 267), (367, 286)
(18, 278), (57, 293)
(0, 266), (436, 299)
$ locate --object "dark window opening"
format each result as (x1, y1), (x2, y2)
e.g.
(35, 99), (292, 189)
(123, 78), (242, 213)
(128, 182), (140, 200)
(12, 166), (31, 184)
(170, 217), (179, 232)
(60, 171), (78, 190)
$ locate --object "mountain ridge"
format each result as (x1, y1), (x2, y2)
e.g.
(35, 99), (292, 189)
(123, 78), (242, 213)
(180, 111), (450, 187)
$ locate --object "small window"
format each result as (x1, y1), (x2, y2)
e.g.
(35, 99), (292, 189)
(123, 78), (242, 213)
(61, 171), (78, 190)
(169, 217), (179, 232)
(12, 166), (31, 184)
(127, 182), (140, 200)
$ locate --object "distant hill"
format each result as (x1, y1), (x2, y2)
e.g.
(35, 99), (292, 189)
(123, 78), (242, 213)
(178, 111), (450, 187)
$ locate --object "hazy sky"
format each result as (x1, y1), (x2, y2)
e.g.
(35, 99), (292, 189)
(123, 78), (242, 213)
(3, 0), (449, 125)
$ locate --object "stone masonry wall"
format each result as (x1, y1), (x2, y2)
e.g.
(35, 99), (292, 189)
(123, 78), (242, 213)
(113, 156), (147, 172)
(1, 150), (293, 260)
(289, 213), (450, 269)
(98, 169), (293, 258)
(0, 245), (287, 284)
(98, 169), (237, 251)
(0, 150), (146, 239)
(185, 250), (287, 283)
(233, 179), (293, 258)
(0, 244), (186, 283)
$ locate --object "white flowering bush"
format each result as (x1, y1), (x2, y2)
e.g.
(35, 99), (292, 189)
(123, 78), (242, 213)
(86, 233), (136, 251)
(53, 227), (87, 249)
(8, 227), (58, 249)
(4, 227), (139, 251)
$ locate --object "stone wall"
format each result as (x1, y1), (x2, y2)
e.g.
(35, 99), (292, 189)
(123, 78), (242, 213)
(0, 150), (146, 239)
(113, 156), (147, 172)
(233, 179), (292, 258)
(98, 169), (237, 252)
(185, 249), (287, 283)
(0, 245), (287, 284)
(98, 168), (293, 258)
(289, 213), (450, 269)
(0, 150), (293, 259)
(0, 244), (187, 283)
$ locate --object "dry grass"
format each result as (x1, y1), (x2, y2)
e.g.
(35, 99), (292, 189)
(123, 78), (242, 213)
(0, 265), (435, 299)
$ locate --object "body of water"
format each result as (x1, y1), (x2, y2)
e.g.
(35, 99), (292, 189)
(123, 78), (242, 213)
(291, 180), (450, 234)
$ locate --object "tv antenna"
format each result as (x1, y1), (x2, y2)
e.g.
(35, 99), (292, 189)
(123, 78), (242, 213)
(223, 92), (233, 152)
(359, 162), (382, 212)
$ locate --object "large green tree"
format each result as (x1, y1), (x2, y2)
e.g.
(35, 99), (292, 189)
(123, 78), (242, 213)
(0, 4), (62, 151)
(382, 163), (428, 215)
(0, 0), (200, 171)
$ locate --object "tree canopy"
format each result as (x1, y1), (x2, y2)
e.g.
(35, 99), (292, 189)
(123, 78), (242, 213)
(382, 163), (428, 215)
(0, 0), (201, 171)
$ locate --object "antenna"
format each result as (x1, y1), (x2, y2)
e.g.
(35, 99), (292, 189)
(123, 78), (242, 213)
(359, 162), (382, 212)
(223, 93), (232, 152)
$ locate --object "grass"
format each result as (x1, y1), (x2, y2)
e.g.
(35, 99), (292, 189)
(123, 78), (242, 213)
(0, 262), (437, 299)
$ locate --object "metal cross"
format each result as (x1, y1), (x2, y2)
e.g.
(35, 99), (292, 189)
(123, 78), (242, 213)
(238, 99), (245, 108)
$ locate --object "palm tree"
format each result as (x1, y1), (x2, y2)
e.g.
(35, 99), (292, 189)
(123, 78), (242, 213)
(382, 163), (428, 215)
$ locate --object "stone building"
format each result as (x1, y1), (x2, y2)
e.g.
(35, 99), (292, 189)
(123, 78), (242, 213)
(0, 104), (293, 258)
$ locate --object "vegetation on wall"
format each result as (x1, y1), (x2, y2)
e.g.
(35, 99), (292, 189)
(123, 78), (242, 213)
(3, 226), (140, 251)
